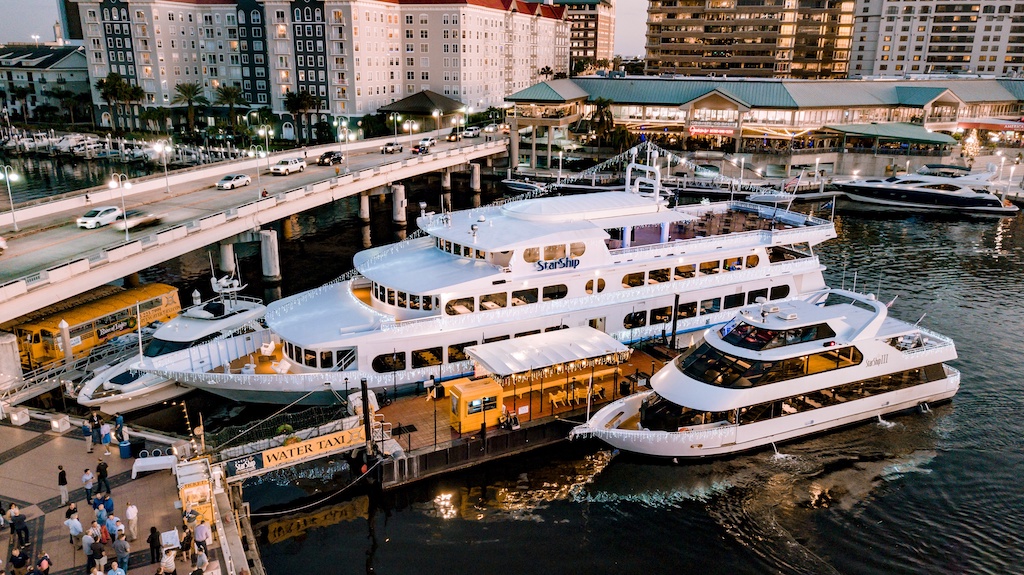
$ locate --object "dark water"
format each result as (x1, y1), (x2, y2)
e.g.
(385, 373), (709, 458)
(0, 153), (155, 202)
(236, 198), (1024, 575)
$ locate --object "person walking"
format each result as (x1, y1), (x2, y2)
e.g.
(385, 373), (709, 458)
(82, 420), (94, 453)
(57, 465), (68, 506)
(102, 493), (114, 515)
(160, 547), (178, 575)
(114, 413), (124, 441)
(65, 503), (78, 521)
(147, 526), (161, 564)
(96, 459), (111, 495)
(106, 560), (125, 575)
(124, 502), (138, 541)
(194, 548), (208, 572)
(112, 533), (130, 571)
(81, 531), (96, 569)
(90, 413), (102, 451)
(82, 469), (95, 503)
(192, 519), (211, 555)
(63, 513), (82, 546)
(10, 505), (28, 547)
(35, 551), (51, 575)
(99, 422), (112, 456)
(7, 547), (29, 575)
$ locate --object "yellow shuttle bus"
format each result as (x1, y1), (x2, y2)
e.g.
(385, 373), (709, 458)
(7, 283), (182, 368)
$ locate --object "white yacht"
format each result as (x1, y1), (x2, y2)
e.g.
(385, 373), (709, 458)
(569, 289), (959, 458)
(140, 163), (837, 405)
(76, 277), (266, 414)
(835, 173), (1018, 215)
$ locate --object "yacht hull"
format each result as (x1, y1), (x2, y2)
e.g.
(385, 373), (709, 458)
(79, 379), (191, 414)
(838, 185), (1018, 215)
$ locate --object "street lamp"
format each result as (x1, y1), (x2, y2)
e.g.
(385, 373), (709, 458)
(388, 112), (401, 142)
(403, 119), (419, 145)
(432, 109), (441, 140)
(30, 35), (39, 47)
(256, 124), (273, 174)
(557, 151), (563, 184)
(153, 140), (172, 194)
(1, 165), (19, 231)
(334, 119), (352, 173)
(108, 172), (131, 242)
(248, 144), (265, 195)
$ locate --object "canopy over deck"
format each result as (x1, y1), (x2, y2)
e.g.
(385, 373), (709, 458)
(466, 327), (631, 386)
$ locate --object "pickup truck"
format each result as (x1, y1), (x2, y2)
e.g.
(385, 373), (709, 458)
(270, 158), (306, 175)
(380, 142), (403, 154)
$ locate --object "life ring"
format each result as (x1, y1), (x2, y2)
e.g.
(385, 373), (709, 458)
(126, 317), (137, 329)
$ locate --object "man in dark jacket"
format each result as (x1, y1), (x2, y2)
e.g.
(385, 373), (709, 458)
(96, 459), (111, 495)
(57, 465), (68, 506)
(7, 547), (29, 575)
(11, 511), (28, 547)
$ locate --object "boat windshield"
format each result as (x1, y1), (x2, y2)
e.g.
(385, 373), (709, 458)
(639, 392), (733, 431)
(720, 321), (835, 351)
(144, 338), (191, 357)
(109, 370), (144, 385)
(674, 341), (862, 388)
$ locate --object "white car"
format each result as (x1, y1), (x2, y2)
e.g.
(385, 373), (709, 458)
(0, 235), (6, 255)
(112, 210), (161, 231)
(418, 137), (437, 148)
(270, 158), (306, 175)
(464, 126), (481, 138)
(216, 174), (252, 189)
(76, 206), (123, 229)
(483, 124), (499, 133)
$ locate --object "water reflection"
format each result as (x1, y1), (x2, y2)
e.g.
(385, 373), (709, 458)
(0, 153), (155, 202)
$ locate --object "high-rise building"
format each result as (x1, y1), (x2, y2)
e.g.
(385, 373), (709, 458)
(553, 0), (615, 71)
(72, 0), (568, 139)
(645, 0), (855, 79)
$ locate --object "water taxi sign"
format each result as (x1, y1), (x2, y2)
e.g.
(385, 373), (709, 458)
(224, 426), (366, 478)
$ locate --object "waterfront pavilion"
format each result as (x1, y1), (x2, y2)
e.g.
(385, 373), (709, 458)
(504, 77), (1024, 169)
(377, 90), (467, 140)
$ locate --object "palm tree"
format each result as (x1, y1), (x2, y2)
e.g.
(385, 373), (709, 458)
(95, 72), (128, 129)
(214, 85), (248, 129)
(589, 97), (615, 149)
(10, 86), (32, 122)
(47, 87), (78, 124)
(171, 81), (209, 132)
(539, 66), (554, 81)
(283, 89), (318, 143)
(140, 107), (172, 133)
(122, 84), (145, 131)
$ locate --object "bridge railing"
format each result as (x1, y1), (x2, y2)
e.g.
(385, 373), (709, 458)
(0, 141), (507, 315)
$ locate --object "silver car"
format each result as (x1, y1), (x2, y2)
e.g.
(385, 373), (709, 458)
(216, 174), (252, 189)
(76, 206), (123, 229)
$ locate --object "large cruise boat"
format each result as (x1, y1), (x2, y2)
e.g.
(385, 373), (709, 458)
(140, 163), (837, 405)
(77, 277), (266, 414)
(835, 173), (1018, 215)
(569, 289), (959, 458)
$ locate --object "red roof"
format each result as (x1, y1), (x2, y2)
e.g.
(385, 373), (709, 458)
(396, 0), (565, 19)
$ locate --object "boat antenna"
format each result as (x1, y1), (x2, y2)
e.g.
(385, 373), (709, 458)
(914, 312), (927, 326)
(841, 266), (847, 290)
(852, 271), (858, 293)
(136, 302), (144, 362)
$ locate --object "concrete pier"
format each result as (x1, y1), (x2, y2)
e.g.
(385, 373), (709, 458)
(260, 229), (282, 283)
(441, 169), (452, 190)
(358, 192), (371, 223)
(219, 243), (236, 274)
(391, 184), (406, 224)
(470, 163), (481, 192)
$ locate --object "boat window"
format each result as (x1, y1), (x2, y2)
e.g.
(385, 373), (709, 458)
(447, 341), (476, 362)
(515, 329), (541, 338)
(746, 288), (769, 305)
(700, 298), (721, 315)
(650, 268), (670, 283)
(623, 311), (646, 329)
(543, 284), (568, 301)
(569, 242), (586, 257)
(675, 342), (861, 388)
(336, 348), (356, 370)
(746, 255), (759, 268)
(424, 296), (434, 311)
(544, 244), (566, 260)
(722, 322), (837, 351)
(677, 302), (697, 319)
(585, 278), (606, 294)
(143, 338), (190, 357)
(675, 264), (695, 279)
(475, 249), (486, 260)
(770, 285), (790, 299)
(622, 272), (645, 288)
(725, 257), (743, 271)
(410, 295), (421, 310)
(545, 324), (568, 332)
(724, 293), (745, 309)
(483, 334), (510, 343)
(320, 350), (334, 368)
(371, 352), (406, 373)
(512, 288), (537, 306)
(639, 393), (732, 432)
(922, 183), (961, 192)
(650, 306), (672, 324)
(492, 250), (513, 267)
(480, 292), (507, 310)
(445, 297), (475, 315)
(522, 247), (540, 263)
(412, 346), (442, 368)
(451, 242), (460, 255)
(387, 289), (395, 306)
(376, 284), (385, 301)
(700, 260), (721, 275)
(462, 245), (473, 258)
(304, 348), (318, 367)
(397, 292), (408, 307)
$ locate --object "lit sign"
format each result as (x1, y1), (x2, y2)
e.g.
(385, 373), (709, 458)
(224, 426), (366, 477)
(535, 257), (580, 272)
(689, 126), (734, 135)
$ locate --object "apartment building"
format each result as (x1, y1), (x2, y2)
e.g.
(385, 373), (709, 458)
(850, 0), (1024, 78)
(0, 45), (90, 120)
(72, 0), (568, 139)
(553, 0), (616, 68)
(645, 0), (855, 79)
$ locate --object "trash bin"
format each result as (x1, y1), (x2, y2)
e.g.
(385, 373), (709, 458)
(619, 380), (630, 397)
(119, 440), (132, 459)
(129, 437), (146, 458)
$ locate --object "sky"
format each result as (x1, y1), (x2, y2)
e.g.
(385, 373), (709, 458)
(0, 0), (647, 59)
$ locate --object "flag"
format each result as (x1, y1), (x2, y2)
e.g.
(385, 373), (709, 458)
(783, 171), (802, 191)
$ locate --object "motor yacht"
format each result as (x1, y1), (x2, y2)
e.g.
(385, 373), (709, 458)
(139, 161), (838, 406)
(835, 173), (1018, 215)
(76, 276), (266, 413)
(569, 289), (959, 458)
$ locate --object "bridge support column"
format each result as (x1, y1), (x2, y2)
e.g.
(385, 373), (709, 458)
(441, 169), (452, 191)
(124, 273), (141, 288)
(260, 229), (282, 283)
(359, 192), (371, 223)
(470, 163), (481, 192)
(392, 184), (407, 225)
(219, 243), (236, 274)
(362, 224), (372, 248)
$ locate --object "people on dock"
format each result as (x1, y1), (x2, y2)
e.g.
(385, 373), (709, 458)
(179, 525), (194, 563)
(124, 502), (138, 541)
(35, 551), (51, 575)
(7, 547), (29, 575)
(81, 530), (96, 570)
(65, 503), (78, 520)
(57, 465), (68, 507)
(193, 519), (211, 555)
(82, 421), (93, 453)
(63, 513), (82, 546)
(160, 547), (178, 574)
(113, 533), (130, 570)
(100, 422), (112, 456)
(96, 459), (111, 494)
(10, 505), (28, 547)
(106, 560), (125, 575)
(147, 527), (161, 564)
(82, 469), (95, 503)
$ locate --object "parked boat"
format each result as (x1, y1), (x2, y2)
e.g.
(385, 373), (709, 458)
(835, 173), (1017, 215)
(76, 276), (265, 414)
(569, 289), (959, 458)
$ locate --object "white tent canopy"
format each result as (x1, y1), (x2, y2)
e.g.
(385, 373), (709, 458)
(466, 327), (630, 385)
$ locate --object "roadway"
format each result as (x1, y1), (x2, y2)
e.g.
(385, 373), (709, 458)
(0, 136), (507, 324)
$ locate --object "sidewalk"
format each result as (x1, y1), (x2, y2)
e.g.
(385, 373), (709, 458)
(0, 419), (200, 575)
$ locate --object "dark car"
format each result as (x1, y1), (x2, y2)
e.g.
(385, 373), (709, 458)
(317, 151), (344, 165)
(446, 130), (462, 142)
(411, 143), (431, 155)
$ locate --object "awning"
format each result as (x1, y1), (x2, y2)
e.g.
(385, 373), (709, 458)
(596, 209), (695, 230)
(822, 122), (957, 145)
(956, 118), (1024, 132)
(466, 327), (631, 386)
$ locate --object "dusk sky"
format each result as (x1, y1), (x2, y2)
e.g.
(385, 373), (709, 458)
(0, 0), (647, 59)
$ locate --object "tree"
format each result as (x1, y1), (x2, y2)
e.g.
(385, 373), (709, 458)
(595, 58), (611, 71)
(47, 87), (78, 124)
(122, 84), (145, 131)
(10, 86), (32, 121)
(95, 72), (129, 130)
(283, 89), (318, 143)
(214, 85), (248, 129)
(171, 81), (209, 132)
(589, 97), (615, 149)
(539, 66), (554, 81)
(571, 57), (593, 77)
(140, 106), (171, 133)
(553, 72), (568, 80)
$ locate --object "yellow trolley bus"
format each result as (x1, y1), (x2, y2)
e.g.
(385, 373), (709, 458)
(5, 283), (182, 368)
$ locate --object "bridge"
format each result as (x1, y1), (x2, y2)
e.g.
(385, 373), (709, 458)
(0, 137), (508, 325)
